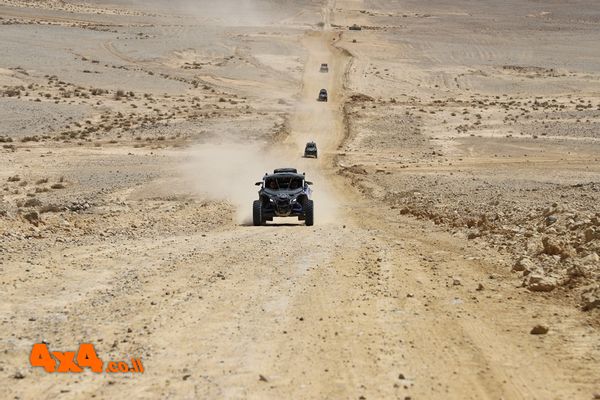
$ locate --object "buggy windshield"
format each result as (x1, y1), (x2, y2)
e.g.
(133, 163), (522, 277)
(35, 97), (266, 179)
(265, 176), (304, 190)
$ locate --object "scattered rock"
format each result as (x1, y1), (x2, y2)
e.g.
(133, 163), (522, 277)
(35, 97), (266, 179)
(258, 374), (268, 382)
(581, 252), (599, 265)
(68, 201), (91, 212)
(513, 257), (535, 272)
(581, 285), (600, 311)
(530, 325), (549, 335)
(542, 236), (564, 256)
(583, 228), (594, 242)
(476, 283), (484, 291)
(524, 274), (557, 292)
(13, 371), (25, 379)
(467, 231), (481, 240)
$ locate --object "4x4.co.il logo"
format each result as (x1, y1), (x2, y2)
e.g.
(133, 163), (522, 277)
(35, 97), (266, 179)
(30, 343), (144, 373)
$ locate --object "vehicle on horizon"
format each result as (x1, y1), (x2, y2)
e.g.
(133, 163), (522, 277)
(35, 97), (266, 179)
(253, 168), (314, 226)
(349, 24), (362, 31)
(304, 141), (318, 158)
(318, 89), (328, 102)
(320, 63), (329, 73)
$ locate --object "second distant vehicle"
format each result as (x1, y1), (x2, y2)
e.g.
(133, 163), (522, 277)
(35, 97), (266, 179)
(318, 89), (328, 102)
(320, 63), (329, 73)
(304, 141), (318, 158)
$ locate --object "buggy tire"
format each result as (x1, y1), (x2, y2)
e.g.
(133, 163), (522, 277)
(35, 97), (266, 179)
(253, 200), (263, 226)
(305, 200), (314, 226)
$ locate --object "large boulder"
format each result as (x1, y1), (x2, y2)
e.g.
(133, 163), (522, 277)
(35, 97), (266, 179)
(524, 274), (557, 292)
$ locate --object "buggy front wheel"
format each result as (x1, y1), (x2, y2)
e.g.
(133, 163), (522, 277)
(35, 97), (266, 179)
(252, 200), (263, 226)
(304, 200), (314, 226)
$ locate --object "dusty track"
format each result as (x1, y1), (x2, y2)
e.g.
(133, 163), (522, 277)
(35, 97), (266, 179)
(1, 1), (600, 399)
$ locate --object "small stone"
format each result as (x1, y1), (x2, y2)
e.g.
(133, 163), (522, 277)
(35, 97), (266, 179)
(476, 283), (484, 291)
(583, 228), (596, 242)
(581, 286), (600, 311)
(530, 325), (549, 335)
(513, 257), (535, 272)
(545, 215), (557, 226)
(259, 374), (268, 382)
(452, 278), (462, 286)
(582, 252), (599, 265)
(398, 373), (406, 379)
(13, 371), (25, 379)
(542, 236), (563, 256)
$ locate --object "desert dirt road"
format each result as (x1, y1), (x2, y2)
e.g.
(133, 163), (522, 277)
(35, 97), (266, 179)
(1, 0), (600, 399)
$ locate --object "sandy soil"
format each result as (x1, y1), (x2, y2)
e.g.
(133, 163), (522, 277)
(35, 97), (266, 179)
(1, 0), (599, 399)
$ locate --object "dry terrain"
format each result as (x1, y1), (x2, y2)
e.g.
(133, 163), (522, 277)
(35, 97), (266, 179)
(0, 0), (599, 399)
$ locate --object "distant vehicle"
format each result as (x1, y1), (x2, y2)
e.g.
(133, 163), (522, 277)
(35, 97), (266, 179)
(304, 142), (318, 158)
(253, 168), (314, 226)
(320, 63), (329, 73)
(318, 89), (328, 102)
(349, 24), (362, 31)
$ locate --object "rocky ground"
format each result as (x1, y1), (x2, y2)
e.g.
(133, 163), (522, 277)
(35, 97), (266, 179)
(333, 1), (600, 313)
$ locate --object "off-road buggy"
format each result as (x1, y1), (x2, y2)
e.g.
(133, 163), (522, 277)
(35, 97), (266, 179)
(318, 88), (328, 102)
(304, 141), (318, 158)
(253, 168), (314, 226)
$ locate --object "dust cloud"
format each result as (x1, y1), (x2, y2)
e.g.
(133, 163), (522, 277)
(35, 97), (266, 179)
(184, 141), (340, 226)
(121, 0), (282, 26)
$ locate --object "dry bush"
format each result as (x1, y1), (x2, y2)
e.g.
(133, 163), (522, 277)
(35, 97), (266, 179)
(24, 198), (42, 207)
(40, 204), (63, 213)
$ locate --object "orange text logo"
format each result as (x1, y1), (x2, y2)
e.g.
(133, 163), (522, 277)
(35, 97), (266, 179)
(29, 343), (144, 374)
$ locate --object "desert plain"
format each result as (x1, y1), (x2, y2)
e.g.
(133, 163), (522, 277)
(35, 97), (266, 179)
(0, 0), (599, 399)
